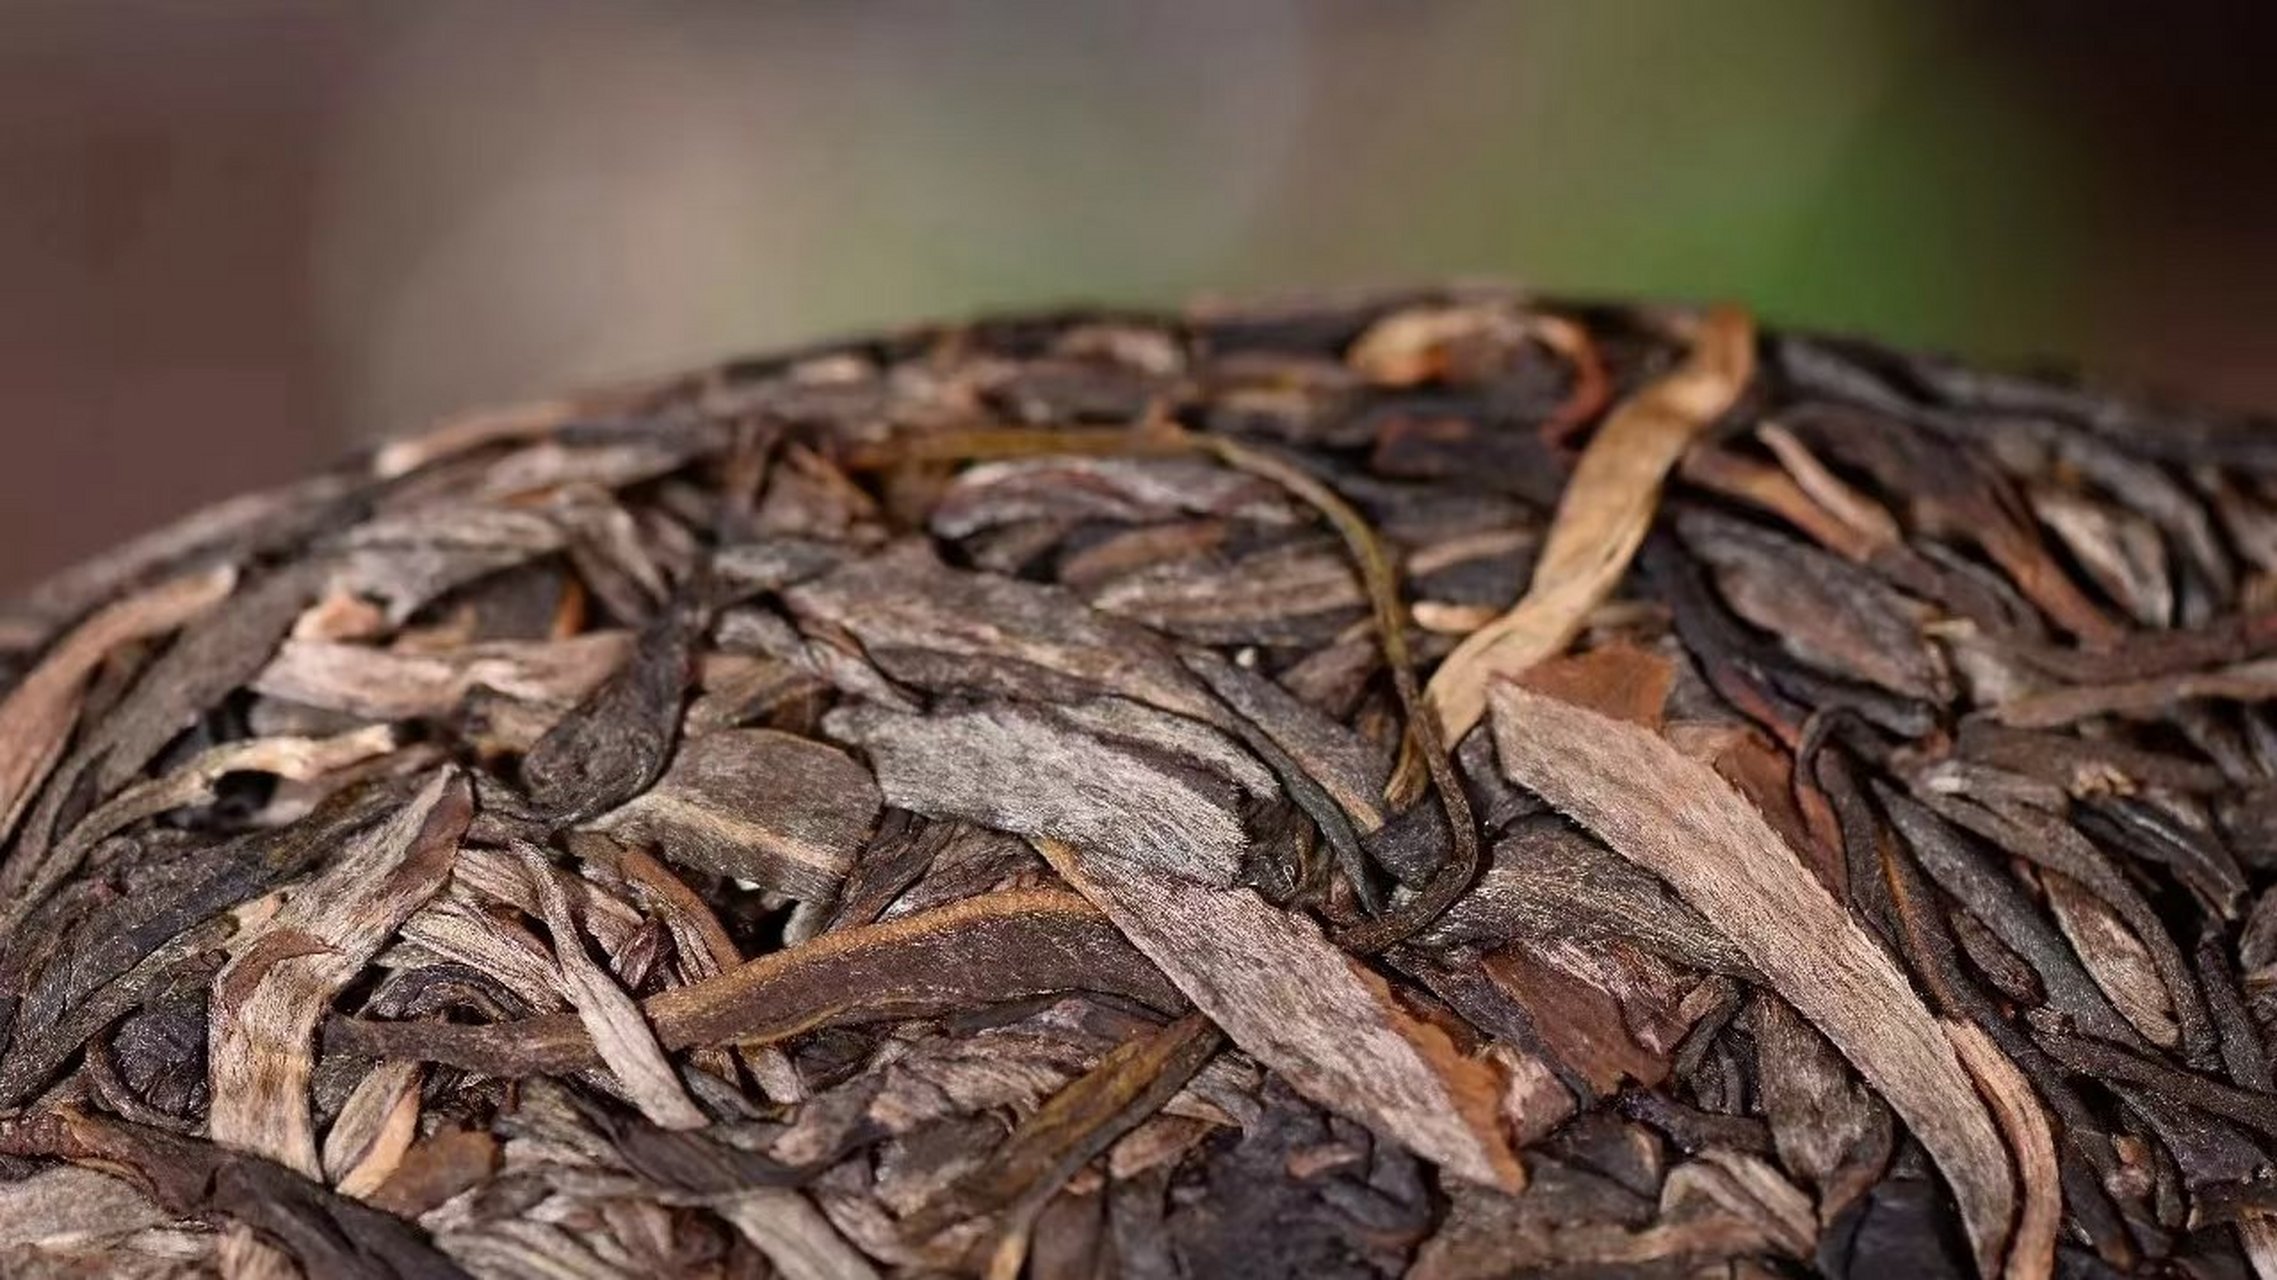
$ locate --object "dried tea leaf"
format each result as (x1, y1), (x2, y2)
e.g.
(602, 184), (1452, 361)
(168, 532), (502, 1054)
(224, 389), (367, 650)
(0, 1108), (471, 1280)
(516, 844), (707, 1130)
(1510, 641), (1676, 730)
(1183, 647), (1390, 830)
(589, 727), (880, 900)
(1418, 815), (1746, 972)
(1947, 1019), (2060, 1280)
(1989, 657), (2277, 731)
(0, 563), (235, 848)
(1346, 300), (1533, 387)
(1752, 994), (1892, 1224)
(1423, 306), (1755, 754)
(521, 596), (699, 825)
(209, 769), (470, 1177)
(1476, 942), (1671, 1095)
(331, 506), (567, 624)
(2043, 869), (2181, 1049)
(906, 1011), (1222, 1241)
(330, 889), (1182, 1076)
(67, 566), (323, 807)
(932, 456), (1293, 536)
(1780, 402), (2122, 647)
(322, 1059), (423, 1198)
(1049, 695), (1279, 800)
(254, 631), (632, 721)
(830, 703), (1246, 889)
(2030, 486), (2173, 628)
(1757, 421), (1906, 548)
(1035, 836), (1526, 1191)
(1414, 1163), (1795, 1279)
(713, 1188), (884, 1280)
(50, 725), (398, 869)
(1489, 685), (2014, 1275)
(1665, 1149), (1819, 1259)
(4, 566), (327, 929)
(366, 1128), (501, 1221)
(0, 782), (415, 1109)
(1088, 539), (1365, 646)
(1679, 507), (1946, 702)
(785, 540), (1217, 721)
(0, 1164), (170, 1252)
(1880, 790), (2143, 1047)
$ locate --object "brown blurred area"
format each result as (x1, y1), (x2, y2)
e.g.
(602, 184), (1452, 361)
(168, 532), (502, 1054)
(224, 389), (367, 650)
(0, 1), (2271, 593)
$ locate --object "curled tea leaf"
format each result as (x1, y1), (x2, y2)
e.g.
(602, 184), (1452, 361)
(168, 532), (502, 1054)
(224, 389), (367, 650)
(1419, 306), (1755, 762)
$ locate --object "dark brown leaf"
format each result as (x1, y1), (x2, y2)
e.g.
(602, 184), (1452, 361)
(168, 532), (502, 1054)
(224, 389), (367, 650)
(591, 727), (880, 900)
(328, 889), (1183, 1076)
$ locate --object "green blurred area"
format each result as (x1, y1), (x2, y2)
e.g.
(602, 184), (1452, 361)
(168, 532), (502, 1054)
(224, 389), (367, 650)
(1, 0), (2268, 589)
(708, 2), (2098, 377)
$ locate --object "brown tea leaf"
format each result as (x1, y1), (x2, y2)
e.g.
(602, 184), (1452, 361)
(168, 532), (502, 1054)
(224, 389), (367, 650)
(1947, 1019), (2060, 1280)
(785, 540), (1218, 721)
(1421, 306), (1754, 755)
(1756, 421), (1905, 549)
(50, 725), (398, 869)
(366, 1128), (501, 1221)
(1489, 685), (2015, 1275)
(1752, 994), (1893, 1225)
(1510, 642), (1675, 730)
(1418, 814), (1746, 972)
(2043, 869), (2180, 1049)
(1034, 836), (1527, 1192)
(830, 703), (1246, 889)
(209, 769), (471, 1177)
(2030, 487), (2173, 628)
(714, 1188), (885, 1280)
(3, 565), (325, 928)
(1989, 657), (2277, 730)
(589, 727), (881, 900)
(1781, 402), (2123, 647)
(332, 506), (567, 624)
(931, 456), (1293, 536)
(1089, 539), (1365, 646)
(906, 1011), (1222, 1241)
(1477, 942), (1670, 1095)
(254, 631), (633, 720)
(0, 1164), (170, 1254)
(1346, 300), (1532, 387)
(322, 1059), (423, 1198)
(1414, 1164), (1798, 1280)
(0, 781), (416, 1110)
(0, 1108), (471, 1279)
(374, 387), (633, 478)
(1147, 651), (1381, 827)
(521, 595), (699, 825)
(1679, 507), (1946, 702)
(329, 889), (1183, 1076)
(516, 843), (707, 1129)
(0, 563), (235, 848)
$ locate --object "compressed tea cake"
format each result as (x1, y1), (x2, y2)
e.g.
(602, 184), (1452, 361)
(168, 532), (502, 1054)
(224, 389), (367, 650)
(1, 287), (2274, 1278)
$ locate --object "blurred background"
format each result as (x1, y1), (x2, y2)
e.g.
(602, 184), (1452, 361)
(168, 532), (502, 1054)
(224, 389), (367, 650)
(1, 1), (2271, 592)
